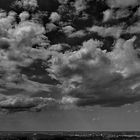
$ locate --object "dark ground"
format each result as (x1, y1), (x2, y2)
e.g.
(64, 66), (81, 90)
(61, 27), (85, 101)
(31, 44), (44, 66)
(0, 132), (140, 140)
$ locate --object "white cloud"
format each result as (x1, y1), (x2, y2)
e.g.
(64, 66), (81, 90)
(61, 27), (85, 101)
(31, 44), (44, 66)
(61, 96), (78, 104)
(103, 9), (113, 22)
(0, 12), (16, 31)
(74, 0), (87, 13)
(87, 25), (123, 38)
(46, 23), (58, 33)
(68, 30), (86, 38)
(0, 10), (54, 107)
(49, 12), (61, 23)
(19, 11), (30, 21)
(106, 0), (139, 8)
(62, 26), (75, 36)
(0, 10), (7, 19)
(113, 9), (132, 20)
(48, 37), (140, 107)
(126, 22), (140, 34)
(10, 21), (45, 42)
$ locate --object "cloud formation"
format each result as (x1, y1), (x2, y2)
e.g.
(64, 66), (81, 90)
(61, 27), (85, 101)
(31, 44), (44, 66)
(0, 0), (59, 112)
(0, 0), (140, 113)
(0, 94), (57, 113)
(87, 25), (123, 38)
(106, 0), (139, 8)
(12, 0), (38, 11)
(48, 37), (140, 107)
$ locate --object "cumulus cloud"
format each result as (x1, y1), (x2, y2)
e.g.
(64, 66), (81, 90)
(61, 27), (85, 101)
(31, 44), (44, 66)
(106, 0), (139, 8)
(49, 12), (61, 23)
(68, 30), (86, 38)
(87, 25), (123, 38)
(48, 37), (140, 107)
(0, 10), (7, 19)
(103, 9), (113, 22)
(0, 5), (56, 112)
(126, 22), (140, 34)
(103, 8), (133, 22)
(10, 21), (45, 42)
(112, 9), (132, 20)
(19, 11), (30, 21)
(61, 96), (78, 104)
(62, 26), (75, 36)
(46, 23), (58, 33)
(74, 0), (87, 13)
(0, 11), (16, 32)
(0, 0), (140, 113)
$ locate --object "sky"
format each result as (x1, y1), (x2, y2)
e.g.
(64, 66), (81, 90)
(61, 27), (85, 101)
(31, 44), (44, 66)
(0, 0), (140, 131)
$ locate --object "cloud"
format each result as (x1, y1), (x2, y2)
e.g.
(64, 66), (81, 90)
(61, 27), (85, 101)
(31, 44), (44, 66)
(126, 22), (140, 34)
(74, 0), (87, 13)
(0, 0), (140, 113)
(103, 8), (133, 22)
(62, 26), (75, 36)
(12, 0), (38, 11)
(49, 12), (61, 23)
(19, 11), (30, 21)
(0, 10), (7, 19)
(0, 94), (57, 113)
(68, 30), (86, 38)
(61, 96), (78, 104)
(0, 8), (56, 111)
(0, 11), (16, 31)
(46, 23), (58, 33)
(10, 21), (45, 42)
(58, 0), (69, 4)
(48, 37), (140, 107)
(0, 38), (10, 50)
(87, 25), (123, 38)
(103, 9), (113, 22)
(136, 7), (140, 16)
(112, 9), (132, 20)
(106, 0), (139, 8)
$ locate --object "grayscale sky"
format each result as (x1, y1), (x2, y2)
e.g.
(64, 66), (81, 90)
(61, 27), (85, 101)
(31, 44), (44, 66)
(0, 0), (140, 131)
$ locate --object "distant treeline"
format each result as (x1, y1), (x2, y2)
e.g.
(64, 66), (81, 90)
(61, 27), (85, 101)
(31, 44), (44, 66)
(0, 134), (140, 140)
